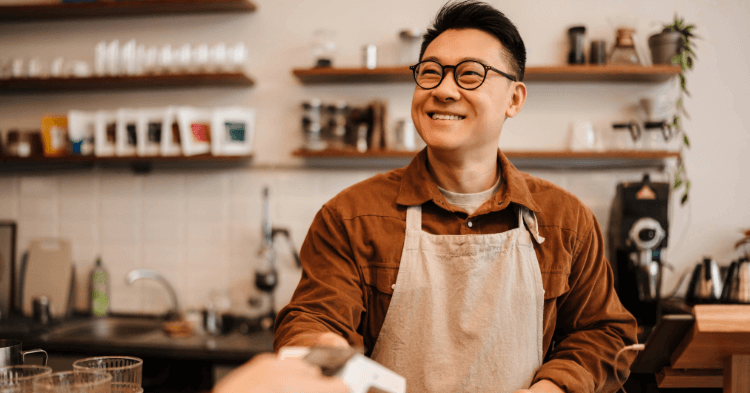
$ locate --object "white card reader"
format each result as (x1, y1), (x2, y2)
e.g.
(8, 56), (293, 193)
(278, 346), (406, 393)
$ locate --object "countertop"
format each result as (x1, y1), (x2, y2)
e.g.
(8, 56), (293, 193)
(0, 314), (274, 364)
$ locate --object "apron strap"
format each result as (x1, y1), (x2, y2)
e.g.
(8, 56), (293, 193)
(517, 206), (546, 244)
(406, 205), (422, 230)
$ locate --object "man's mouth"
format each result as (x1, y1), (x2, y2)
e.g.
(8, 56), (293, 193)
(428, 112), (465, 121)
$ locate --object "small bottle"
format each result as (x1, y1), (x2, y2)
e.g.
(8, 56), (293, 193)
(89, 257), (110, 316)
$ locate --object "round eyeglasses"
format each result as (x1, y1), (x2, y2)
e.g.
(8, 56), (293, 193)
(410, 59), (517, 90)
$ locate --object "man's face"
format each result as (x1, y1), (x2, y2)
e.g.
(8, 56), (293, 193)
(411, 28), (523, 155)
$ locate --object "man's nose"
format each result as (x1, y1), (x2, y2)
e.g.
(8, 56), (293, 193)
(431, 69), (461, 101)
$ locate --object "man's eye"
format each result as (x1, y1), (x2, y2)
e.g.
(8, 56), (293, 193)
(421, 69), (441, 76)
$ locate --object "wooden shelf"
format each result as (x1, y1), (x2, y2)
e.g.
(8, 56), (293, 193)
(293, 148), (679, 160)
(292, 148), (680, 169)
(0, 0), (257, 22)
(0, 154), (252, 173)
(0, 72), (255, 93)
(523, 65), (681, 82)
(292, 65), (680, 84)
(505, 150), (680, 159)
(0, 154), (251, 164)
(293, 67), (412, 84)
(293, 148), (415, 158)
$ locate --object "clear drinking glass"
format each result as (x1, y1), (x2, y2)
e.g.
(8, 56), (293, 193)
(0, 365), (52, 393)
(72, 357), (142, 393)
(32, 371), (111, 393)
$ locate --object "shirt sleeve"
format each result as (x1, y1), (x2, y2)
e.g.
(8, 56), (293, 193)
(533, 213), (639, 393)
(273, 205), (366, 351)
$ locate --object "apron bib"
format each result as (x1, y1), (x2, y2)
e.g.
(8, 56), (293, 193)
(371, 205), (546, 393)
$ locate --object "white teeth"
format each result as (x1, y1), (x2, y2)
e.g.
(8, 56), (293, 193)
(431, 113), (464, 120)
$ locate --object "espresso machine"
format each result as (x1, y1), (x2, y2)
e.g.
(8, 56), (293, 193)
(608, 174), (669, 328)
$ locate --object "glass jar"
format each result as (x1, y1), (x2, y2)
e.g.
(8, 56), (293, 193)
(302, 99), (327, 151)
(609, 28), (641, 65)
(311, 29), (336, 68)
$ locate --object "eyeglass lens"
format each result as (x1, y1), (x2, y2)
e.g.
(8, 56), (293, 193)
(414, 61), (487, 89)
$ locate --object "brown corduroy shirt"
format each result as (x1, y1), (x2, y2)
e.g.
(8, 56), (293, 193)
(274, 148), (638, 393)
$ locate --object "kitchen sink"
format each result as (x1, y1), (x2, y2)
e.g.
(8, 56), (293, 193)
(46, 317), (164, 341)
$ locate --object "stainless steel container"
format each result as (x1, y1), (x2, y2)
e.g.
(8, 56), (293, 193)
(0, 340), (48, 367)
(722, 257), (750, 304)
(686, 257), (723, 304)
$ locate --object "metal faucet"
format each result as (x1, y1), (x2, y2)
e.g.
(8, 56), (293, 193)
(125, 268), (181, 320)
(252, 187), (302, 327)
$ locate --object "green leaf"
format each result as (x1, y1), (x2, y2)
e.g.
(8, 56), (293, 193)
(685, 180), (691, 190)
(681, 193), (689, 205)
(674, 178), (683, 189)
(685, 25), (695, 31)
(671, 54), (682, 65)
(683, 134), (690, 148)
(676, 98), (683, 108)
(673, 116), (680, 127)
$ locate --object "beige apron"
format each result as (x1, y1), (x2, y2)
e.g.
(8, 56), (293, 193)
(371, 204), (546, 393)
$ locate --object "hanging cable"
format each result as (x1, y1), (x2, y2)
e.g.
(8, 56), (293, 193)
(614, 343), (646, 393)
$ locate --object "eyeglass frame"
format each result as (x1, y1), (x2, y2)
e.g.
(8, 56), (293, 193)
(409, 59), (518, 90)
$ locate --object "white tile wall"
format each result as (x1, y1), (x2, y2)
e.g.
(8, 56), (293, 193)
(0, 166), (660, 315)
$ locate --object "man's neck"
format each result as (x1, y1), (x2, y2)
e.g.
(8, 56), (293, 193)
(426, 147), (500, 194)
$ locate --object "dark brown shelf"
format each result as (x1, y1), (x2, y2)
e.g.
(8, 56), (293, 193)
(523, 65), (681, 83)
(0, 72), (255, 93)
(293, 67), (412, 84)
(0, 0), (256, 22)
(292, 65), (680, 84)
(0, 154), (251, 164)
(293, 148), (680, 160)
(0, 153), (253, 173)
(504, 150), (681, 159)
(293, 148), (680, 169)
(292, 148), (416, 158)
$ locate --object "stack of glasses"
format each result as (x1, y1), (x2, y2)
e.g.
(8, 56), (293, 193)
(0, 356), (143, 393)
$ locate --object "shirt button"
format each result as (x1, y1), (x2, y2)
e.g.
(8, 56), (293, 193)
(391, 284), (396, 290)
(467, 221), (473, 228)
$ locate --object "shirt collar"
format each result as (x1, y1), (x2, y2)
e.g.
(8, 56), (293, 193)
(396, 148), (542, 213)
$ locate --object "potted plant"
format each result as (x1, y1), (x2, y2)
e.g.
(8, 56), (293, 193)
(649, 15), (697, 204)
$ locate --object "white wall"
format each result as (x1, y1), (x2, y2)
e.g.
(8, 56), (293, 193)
(1, 0), (749, 314)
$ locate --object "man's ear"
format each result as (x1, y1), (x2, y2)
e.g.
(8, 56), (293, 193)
(505, 82), (527, 118)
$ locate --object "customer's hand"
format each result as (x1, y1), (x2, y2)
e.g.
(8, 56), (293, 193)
(214, 353), (349, 393)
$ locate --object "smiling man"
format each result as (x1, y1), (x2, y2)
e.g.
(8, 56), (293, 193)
(274, 1), (637, 392)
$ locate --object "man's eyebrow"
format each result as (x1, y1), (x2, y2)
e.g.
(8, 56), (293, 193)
(421, 56), (491, 64)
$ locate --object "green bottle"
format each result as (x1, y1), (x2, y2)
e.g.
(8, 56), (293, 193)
(89, 257), (109, 316)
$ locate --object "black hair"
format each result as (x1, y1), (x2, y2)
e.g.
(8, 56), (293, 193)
(420, 0), (526, 81)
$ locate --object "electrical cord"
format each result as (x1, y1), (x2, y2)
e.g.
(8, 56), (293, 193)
(614, 343), (645, 393)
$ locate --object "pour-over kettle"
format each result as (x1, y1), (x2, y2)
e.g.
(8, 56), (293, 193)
(686, 257), (723, 304)
(721, 257), (750, 304)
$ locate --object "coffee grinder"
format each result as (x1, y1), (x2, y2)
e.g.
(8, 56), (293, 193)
(608, 174), (669, 328)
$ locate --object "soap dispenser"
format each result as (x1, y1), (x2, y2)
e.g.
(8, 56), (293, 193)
(89, 256), (110, 316)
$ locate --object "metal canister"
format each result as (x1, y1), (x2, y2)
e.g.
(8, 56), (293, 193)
(32, 296), (51, 325)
